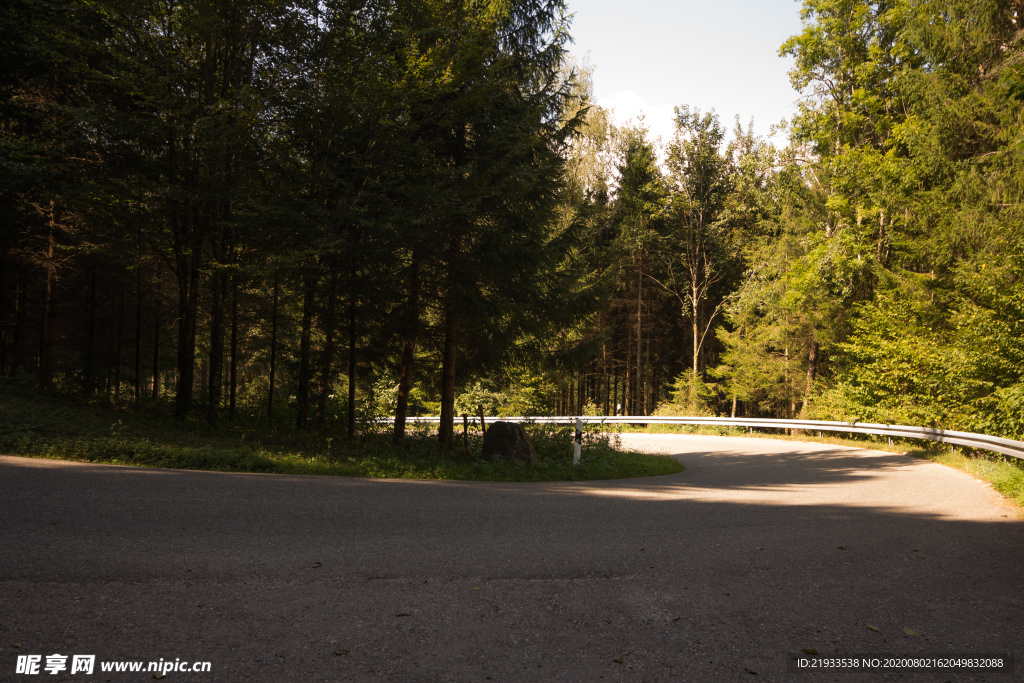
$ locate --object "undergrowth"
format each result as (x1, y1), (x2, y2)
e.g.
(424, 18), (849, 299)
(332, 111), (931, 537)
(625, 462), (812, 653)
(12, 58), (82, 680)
(0, 383), (682, 482)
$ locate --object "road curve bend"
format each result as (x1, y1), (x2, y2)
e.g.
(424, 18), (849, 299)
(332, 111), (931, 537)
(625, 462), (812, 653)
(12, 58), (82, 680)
(1, 434), (1021, 681)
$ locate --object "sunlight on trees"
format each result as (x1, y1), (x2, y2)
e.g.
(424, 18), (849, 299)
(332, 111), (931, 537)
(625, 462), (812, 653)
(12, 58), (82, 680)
(4, 0), (1024, 442)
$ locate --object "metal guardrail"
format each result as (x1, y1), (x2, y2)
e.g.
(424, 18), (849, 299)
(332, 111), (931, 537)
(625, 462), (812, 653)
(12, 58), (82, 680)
(391, 415), (1024, 460)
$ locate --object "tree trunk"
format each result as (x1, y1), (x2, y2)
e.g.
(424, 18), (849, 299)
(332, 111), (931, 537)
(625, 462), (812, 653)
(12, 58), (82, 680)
(630, 264), (638, 417)
(612, 361), (619, 415)
(174, 249), (200, 418)
(438, 306), (458, 449)
(10, 264), (27, 379)
(83, 258), (98, 396)
(347, 286), (357, 440)
(624, 322), (632, 415)
(877, 209), (885, 262)
(114, 286), (124, 401)
(801, 338), (819, 417)
(316, 273), (337, 428)
(229, 275), (238, 420)
(652, 338), (660, 410)
(578, 373), (584, 414)
(393, 337), (416, 441)
(199, 356), (208, 401)
(296, 271), (316, 429)
(643, 338), (650, 415)
(152, 285), (161, 399)
(0, 255), (6, 375)
(691, 285), (699, 379)
(267, 274), (279, 423)
(393, 259), (419, 443)
(601, 336), (608, 415)
(602, 350), (609, 415)
(134, 272), (142, 403)
(39, 229), (58, 389)
(784, 340), (794, 418)
(207, 266), (225, 425)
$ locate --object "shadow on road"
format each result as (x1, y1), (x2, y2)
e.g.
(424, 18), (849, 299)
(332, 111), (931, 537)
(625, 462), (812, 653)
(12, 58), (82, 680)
(1, 447), (1019, 581)
(2, 449), (1023, 682)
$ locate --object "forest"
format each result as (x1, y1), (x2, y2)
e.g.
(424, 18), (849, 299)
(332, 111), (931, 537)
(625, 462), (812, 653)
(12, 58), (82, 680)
(3, 0), (1024, 446)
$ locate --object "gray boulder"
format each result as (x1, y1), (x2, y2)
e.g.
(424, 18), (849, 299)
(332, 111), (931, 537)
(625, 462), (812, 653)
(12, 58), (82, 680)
(481, 421), (536, 464)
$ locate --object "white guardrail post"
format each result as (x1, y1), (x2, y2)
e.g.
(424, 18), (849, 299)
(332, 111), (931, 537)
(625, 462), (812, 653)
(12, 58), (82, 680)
(573, 418), (582, 465)
(386, 415), (1024, 461)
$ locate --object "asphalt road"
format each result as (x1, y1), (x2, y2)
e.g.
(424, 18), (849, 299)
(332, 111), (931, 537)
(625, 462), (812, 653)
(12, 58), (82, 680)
(1, 434), (1022, 681)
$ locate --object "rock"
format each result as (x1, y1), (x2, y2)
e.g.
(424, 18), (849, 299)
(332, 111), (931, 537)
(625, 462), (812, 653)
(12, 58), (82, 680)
(481, 421), (536, 464)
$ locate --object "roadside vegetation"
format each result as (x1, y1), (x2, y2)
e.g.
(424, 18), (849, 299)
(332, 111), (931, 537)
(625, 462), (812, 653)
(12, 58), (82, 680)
(5, 381), (1023, 503)
(7, 0), (1024, 451)
(0, 383), (682, 482)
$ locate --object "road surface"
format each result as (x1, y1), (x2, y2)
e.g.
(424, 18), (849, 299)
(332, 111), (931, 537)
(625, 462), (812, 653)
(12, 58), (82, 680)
(1, 434), (1021, 681)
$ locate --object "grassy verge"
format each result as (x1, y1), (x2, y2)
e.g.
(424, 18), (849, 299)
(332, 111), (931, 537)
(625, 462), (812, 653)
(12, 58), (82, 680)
(0, 384), (682, 482)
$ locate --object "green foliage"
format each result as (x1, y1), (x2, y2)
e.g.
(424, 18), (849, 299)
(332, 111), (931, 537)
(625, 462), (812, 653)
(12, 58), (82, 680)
(455, 380), (509, 417)
(821, 288), (1024, 438)
(828, 296), (982, 426)
(614, 124), (666, 250)
(659, 107), (738, 379)
(659, 373), (716, 416)
(1, 0), (601, 433)
(366, 376), (400, 421)
(1, 434), (285, 473)
(0, 382), (681, 481)
(703, 0), (1024, 435)
(498, 368), (552, 416)
(9, 0), (1024, 442)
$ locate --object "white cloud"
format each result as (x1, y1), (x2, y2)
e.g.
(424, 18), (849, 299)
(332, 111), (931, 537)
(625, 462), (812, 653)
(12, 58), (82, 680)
(596, 90), (677, 148)
(569, 0), (804, 149)
(595, 90), (678, 170)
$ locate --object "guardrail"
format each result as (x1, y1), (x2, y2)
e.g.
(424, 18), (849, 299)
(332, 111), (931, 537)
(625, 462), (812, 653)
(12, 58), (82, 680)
(391, 415), (1024, 461)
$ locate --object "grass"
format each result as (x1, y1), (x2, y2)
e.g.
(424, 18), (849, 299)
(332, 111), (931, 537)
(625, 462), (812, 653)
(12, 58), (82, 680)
(0, 382), (683, 482)
(5, 382), (1022, 504)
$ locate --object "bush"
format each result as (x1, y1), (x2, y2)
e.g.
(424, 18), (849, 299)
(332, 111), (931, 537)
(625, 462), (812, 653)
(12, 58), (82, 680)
(0, 384), (682, 482)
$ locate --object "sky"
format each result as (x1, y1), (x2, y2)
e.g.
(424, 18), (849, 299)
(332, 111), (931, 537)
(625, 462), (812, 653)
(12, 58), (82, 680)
(565, 0), (806, 146)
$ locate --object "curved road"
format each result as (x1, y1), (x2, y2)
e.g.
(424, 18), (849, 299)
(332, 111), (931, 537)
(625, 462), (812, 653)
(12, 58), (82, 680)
(1, 434), (1022, 681)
